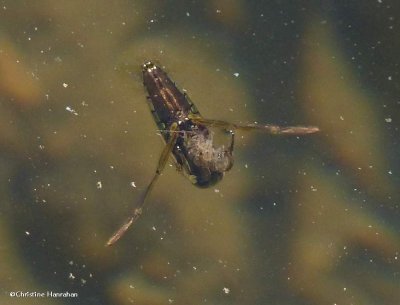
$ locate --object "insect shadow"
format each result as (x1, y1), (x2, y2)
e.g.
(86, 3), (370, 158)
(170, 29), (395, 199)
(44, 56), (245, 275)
(106, 61), (319, 246)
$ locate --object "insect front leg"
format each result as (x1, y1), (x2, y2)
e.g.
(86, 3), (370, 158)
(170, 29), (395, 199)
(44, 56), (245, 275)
(221, 130), (235, 172)
(106, 123), (180, 246)
(228, 129), (235, 154)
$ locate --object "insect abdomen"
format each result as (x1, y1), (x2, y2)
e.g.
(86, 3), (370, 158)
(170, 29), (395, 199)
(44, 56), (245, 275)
(142, 62), (192, 129)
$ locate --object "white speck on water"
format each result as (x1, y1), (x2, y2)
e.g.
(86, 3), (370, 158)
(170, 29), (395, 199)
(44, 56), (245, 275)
(214, 189), (220, 193)
(388, 170), (393, 175)
(388, 75), (392, 80)
(69, 273), (76, 280)
(186, 11), (190, 17)
(223, 287), (230, 294)
(339, 115), (344, 121)
(152, 226), (156, 231)
(65, 106), (78, 116)
(25, 231), (30, 236)
(62, 82), (68, 88)
(244, 164), (248, 169)
(385, 117), (392, 123)
(96, 181), (102, 189)
(130, 181), (136, 188)
(233, 72), (239, 77)
(311, 185), (318, 192)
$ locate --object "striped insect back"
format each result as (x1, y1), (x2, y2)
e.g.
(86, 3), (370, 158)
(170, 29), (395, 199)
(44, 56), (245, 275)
(142, 62), (199, 140)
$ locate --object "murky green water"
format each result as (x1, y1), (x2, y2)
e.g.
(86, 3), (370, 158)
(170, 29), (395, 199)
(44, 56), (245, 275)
(1, 1), (399, 305)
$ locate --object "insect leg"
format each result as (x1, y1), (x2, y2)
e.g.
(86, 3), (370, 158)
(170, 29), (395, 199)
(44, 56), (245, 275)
(106, 123), (180, 246)
(228, 130), (235, 153)
(189, 114), (319, 135)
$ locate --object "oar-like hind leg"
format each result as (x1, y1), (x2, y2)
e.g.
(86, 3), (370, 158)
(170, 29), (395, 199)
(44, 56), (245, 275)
(106, 123), (180, 246)
(189, 114), (320, 135)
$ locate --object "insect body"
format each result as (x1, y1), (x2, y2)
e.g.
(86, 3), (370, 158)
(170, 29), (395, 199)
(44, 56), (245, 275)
(143, 62), (233, 187)
(106, 61), (319, 246)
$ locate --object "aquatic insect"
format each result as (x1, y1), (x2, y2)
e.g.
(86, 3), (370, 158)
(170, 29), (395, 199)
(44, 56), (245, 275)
(106, 61), (319, 246)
